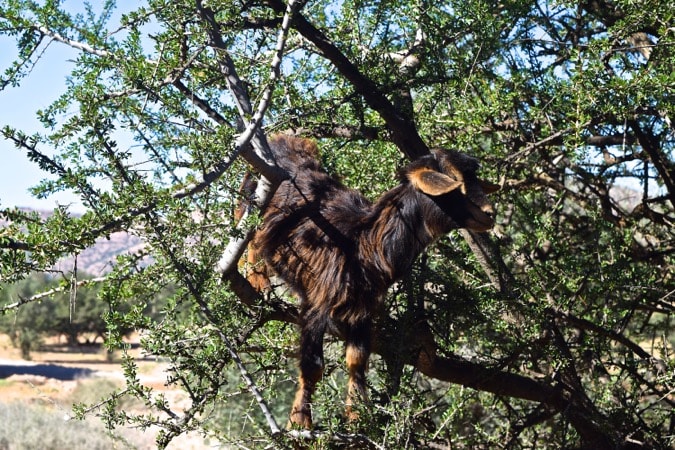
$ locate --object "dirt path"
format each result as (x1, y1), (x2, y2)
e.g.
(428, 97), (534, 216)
(0, 334), (211, 449)
(0, 334), (170, 390)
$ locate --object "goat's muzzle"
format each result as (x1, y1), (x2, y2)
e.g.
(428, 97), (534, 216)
(465, 203), (495, 232)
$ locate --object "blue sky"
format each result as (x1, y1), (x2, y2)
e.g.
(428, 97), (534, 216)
(0, 0), (129, 214)
(0, 32), (84, 212)
(0, 2), (168, 215)
(0, 3), (658, 215)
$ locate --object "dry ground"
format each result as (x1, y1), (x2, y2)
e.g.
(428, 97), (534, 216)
(0, 334), (214, 449)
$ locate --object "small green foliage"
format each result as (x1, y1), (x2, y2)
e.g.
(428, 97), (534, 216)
(0, 0), (673, 449)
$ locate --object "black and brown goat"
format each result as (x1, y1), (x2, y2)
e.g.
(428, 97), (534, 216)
(246, 135), (498, 428)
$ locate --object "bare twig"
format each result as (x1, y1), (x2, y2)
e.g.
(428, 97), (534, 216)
(504, 121), (592, 164)
(199, 0), (302, 277)
(0, 276), (106, 312)
(224, 334), (282, 435)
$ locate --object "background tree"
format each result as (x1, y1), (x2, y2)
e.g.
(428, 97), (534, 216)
(0, 270), (142, 354)
(0, 0), (673, 449)
(0, 272), (58, 358)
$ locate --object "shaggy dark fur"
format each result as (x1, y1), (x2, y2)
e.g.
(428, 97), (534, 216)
(247, 135), (497, 428)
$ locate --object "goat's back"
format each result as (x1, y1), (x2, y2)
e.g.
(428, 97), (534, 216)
(253, 136), (379, 322)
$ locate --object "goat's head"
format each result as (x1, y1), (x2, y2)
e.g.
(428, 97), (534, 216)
(404, 148), (498, 233)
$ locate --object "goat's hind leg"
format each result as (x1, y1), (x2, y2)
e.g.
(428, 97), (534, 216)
(244, 237), (271, 292)
(289, 310), (326, 429)
(345, 319), (371, 422)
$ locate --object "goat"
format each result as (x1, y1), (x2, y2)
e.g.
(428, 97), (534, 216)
(245, 135), (498, 428)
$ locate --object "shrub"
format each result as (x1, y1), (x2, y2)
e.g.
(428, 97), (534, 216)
(0, 402), (126, 450)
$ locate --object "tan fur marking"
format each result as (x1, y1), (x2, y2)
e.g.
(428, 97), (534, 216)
(408, 168), (463, 196)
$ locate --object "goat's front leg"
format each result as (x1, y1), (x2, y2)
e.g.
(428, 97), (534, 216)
(345, 319), (371, 422)
(289, 310), (326, 429)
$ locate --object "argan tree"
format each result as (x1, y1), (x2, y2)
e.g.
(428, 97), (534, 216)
(0, 1), (673, 448)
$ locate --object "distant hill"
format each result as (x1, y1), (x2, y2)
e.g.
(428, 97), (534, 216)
(2, 208), (145, 276)
(54, 232), (145, 276)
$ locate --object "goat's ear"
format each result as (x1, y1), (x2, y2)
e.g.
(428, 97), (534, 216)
(479, 179), (500, 194)
(408, 168), (462, 196)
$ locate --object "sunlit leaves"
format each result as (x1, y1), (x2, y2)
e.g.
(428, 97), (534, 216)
(0, 0), (673, 448)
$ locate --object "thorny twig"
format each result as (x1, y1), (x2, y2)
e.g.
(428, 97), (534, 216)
(0, 276), (106, 313)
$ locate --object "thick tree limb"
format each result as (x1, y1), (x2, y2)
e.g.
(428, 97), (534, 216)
(628, 120), (675, 207)
(266, 0), (429, 160)
(196, 0), (302, 278)
(239, 291), (625, 448)
(195, 1), (286, 185)
(407, 321), (621, 450)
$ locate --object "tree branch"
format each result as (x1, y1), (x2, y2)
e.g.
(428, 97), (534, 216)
(628, 119), (675, 207)
(224, 332), (282, 436)
(406, 321), (621, 450)
(33, 24), (110, 58)
(194, 0), (304, 438)
(266, 0), (429, 159)
(0, 276), (107, 313)
(459, 229), (516, 295)
(196, 0), (302, 278)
